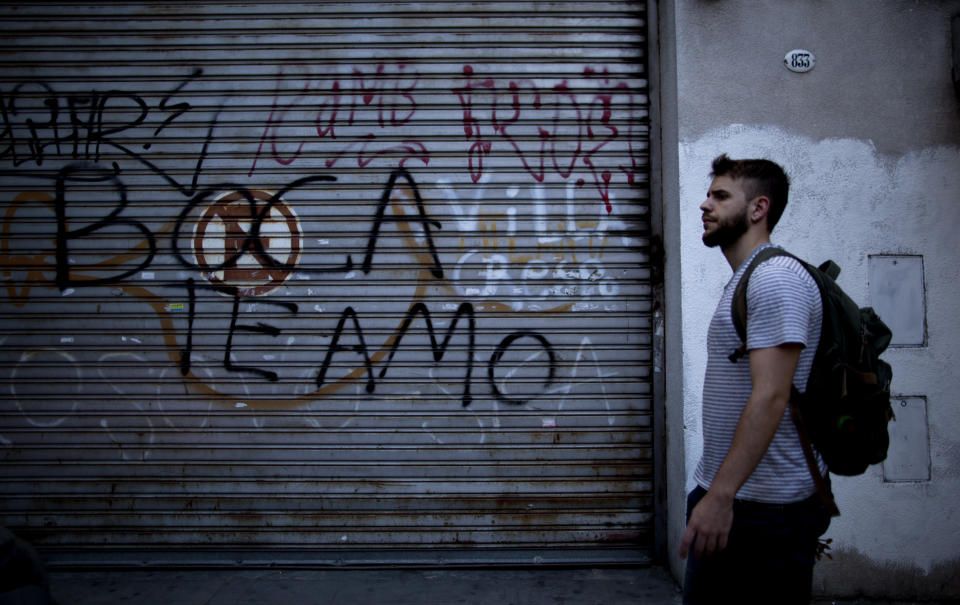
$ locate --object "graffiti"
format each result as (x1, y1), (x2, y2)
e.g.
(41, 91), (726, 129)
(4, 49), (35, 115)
(247, 64), (645, 214)
(3, 329), (618, 460)
(378, 302), (476, 405)
(222, 291), (299, 383)
(171, 174), (346, 281)
(0, 60), (643, 452)
(439, 175), (629, 312)
(488, 331), (556, 405)
(9, 349), (81, 427)
(453, 250), (621, 311)
(173, 285), (554, 407)
(2, 162), (567, 405)
(193, 189), (303, 297)
(0, 69), (213, 196)
(363, 168), (443, 279)
(452, 65), (497, 181)
(248, 63), (429, 175)
(54, 163), (157, 290)
(11, 164), (441, 295)
(316, 302), (481, 405)
(452, 65), (645, 213)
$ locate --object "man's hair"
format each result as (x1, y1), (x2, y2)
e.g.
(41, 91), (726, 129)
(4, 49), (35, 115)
(710, 154), (790, 230)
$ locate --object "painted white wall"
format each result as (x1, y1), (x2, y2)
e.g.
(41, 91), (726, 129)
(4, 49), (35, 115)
(664, 0), (960, 598)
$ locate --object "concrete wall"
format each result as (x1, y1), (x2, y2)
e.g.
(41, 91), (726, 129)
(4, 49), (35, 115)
(660, 0), (960, 598)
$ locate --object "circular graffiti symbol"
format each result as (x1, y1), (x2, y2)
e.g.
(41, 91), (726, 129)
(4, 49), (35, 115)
(193, 190), (301, 296)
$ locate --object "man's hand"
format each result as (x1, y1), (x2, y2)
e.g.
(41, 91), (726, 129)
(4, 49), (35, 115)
(679, 489), (734, 559)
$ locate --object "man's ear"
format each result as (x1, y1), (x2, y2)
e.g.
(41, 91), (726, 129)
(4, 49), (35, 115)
(751, 196), (771, 225)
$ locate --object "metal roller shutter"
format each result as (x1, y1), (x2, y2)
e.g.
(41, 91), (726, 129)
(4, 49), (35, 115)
(0, 1), (654, 564)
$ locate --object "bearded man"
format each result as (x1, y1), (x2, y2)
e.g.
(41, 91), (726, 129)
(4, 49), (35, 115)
(680, 154), (832, 604)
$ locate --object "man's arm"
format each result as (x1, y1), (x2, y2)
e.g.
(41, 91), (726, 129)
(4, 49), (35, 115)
(679, 343), (802, 559)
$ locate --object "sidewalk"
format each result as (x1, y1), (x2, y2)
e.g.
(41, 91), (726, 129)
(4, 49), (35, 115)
(43, 567), (960, 605)
(48, 567), (684, 605)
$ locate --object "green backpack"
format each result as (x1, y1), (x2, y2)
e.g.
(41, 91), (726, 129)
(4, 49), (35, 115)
(731, 247), (894, 513)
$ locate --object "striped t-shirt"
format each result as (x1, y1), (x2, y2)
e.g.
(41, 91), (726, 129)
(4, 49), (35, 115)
(694, 244), (826, 503)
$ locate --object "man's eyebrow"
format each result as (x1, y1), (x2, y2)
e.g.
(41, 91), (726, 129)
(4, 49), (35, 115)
(708, 187), (730, 197)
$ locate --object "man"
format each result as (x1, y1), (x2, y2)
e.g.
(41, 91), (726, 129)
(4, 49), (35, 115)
(680, 154), (832, 604)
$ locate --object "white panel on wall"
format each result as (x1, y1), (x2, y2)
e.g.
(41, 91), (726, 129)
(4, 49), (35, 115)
(868, 255), (926, 346)
(883, 396), (931, 482)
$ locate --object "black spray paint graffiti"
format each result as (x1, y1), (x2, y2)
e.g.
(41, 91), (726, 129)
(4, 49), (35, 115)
(0, 69), (214, 197)
(173, 277), (555, 406)
(54, 163), (157, 289)
(42, 164), (439, 291)
(169, 167), (444, 281)
(7, 160), (557, 405)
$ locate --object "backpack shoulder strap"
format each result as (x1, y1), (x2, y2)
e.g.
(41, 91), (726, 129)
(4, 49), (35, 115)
(728, 246), (798, 363)
(728, 247), (840, 516)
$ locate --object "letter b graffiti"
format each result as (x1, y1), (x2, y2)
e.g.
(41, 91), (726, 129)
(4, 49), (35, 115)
(55, 163), (156, 290)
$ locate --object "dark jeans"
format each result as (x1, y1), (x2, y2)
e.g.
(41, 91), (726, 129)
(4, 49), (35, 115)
(683, 485), (832, 605)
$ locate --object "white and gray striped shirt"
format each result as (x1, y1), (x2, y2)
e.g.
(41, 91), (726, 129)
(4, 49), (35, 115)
(693, 244), (826, 503)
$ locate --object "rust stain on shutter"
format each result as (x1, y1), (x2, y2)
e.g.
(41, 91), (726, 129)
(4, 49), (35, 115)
(0, 1), (653, 562)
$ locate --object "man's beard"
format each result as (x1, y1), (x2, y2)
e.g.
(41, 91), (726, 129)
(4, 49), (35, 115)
(702, 205), (749, 249)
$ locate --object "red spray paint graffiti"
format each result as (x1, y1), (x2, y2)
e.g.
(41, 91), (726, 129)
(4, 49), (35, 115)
(248, 62), (645, 214)
(453, 65), (643, 214)
(249, 63), (429, 176)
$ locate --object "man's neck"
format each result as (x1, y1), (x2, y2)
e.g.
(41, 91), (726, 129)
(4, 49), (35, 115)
(722, 231), (771, 272)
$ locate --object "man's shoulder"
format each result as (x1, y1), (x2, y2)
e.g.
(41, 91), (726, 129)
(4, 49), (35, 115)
(742, 248), (823, 352)
(749, 250), (816, 291)
(744, 250), (822, 315)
